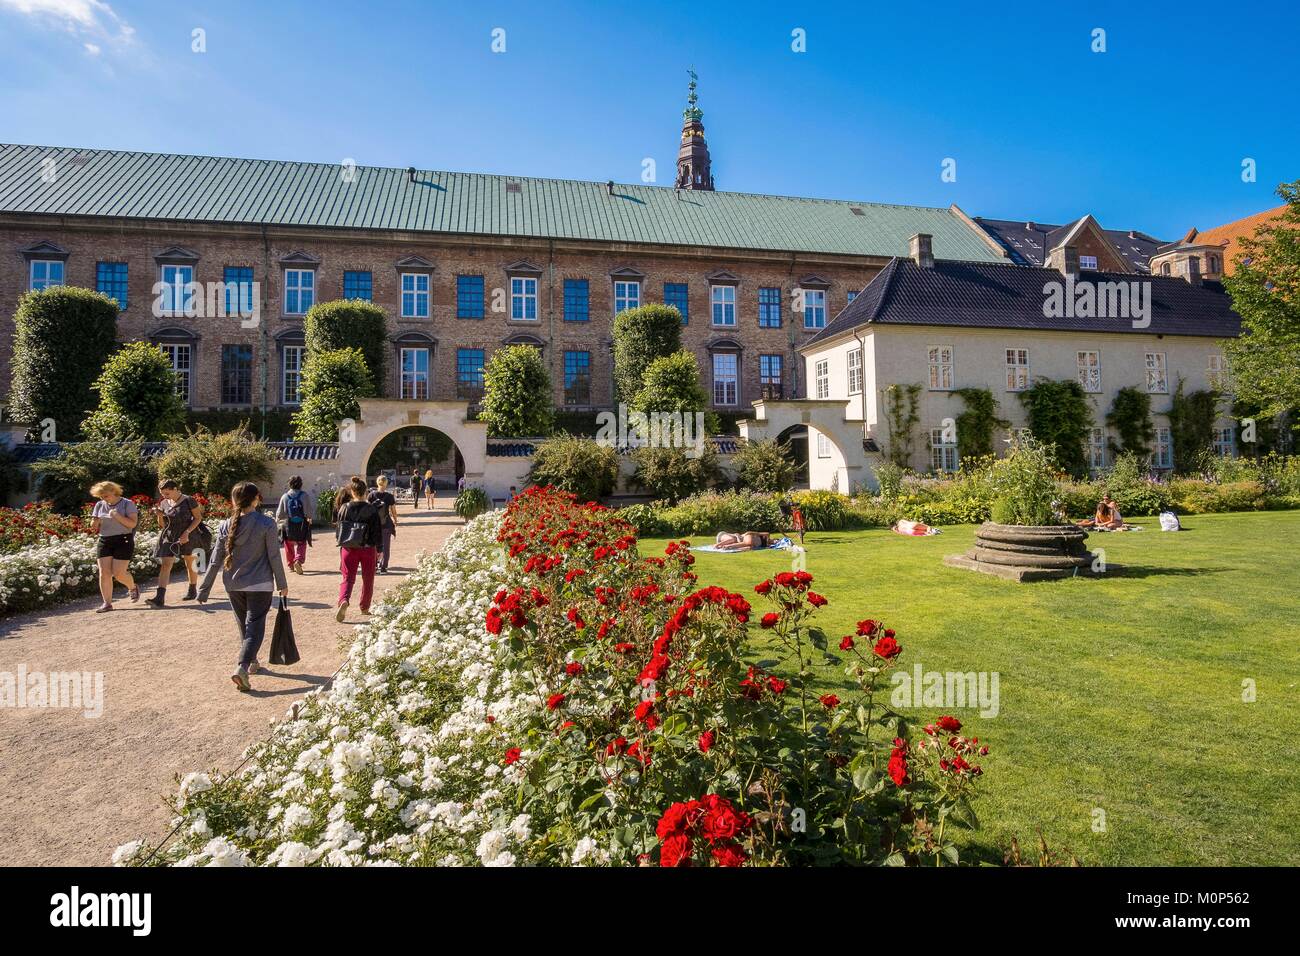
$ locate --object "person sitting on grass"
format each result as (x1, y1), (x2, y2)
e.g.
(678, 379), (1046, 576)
(1079, 495), (1124, 530)
(714, 530), (771, 551)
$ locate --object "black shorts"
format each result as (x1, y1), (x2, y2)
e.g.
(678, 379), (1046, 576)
(97, 534), (135, 561)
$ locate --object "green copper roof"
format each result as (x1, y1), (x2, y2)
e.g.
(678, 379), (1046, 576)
(0, 143), (1005, 262)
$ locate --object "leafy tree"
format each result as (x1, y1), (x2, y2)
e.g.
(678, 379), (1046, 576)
(154, 427), (277, 497)
(479, 344), (554, 438)
(954, 387), (1010, 460)
(30, 439), (155, 514)
(1224, 180), (1300, 417)
(8, 286), (119, 441)
(612, 304), (683, 405)
(292, 348), (375, 442)
(1106, 386), (1155, 461)
(731, 438), (796, 492)
(82, 341), (187, 441)
(632, 350), (708, 412)
(528, 435), (619, 502)
(1166, 377), (1218, 473)
(1018, 379), (1093, 478)
(631, 444), (721, 503)
(303, 299), (389, 395)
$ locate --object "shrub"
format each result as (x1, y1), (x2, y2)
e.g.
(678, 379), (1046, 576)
(292, 348), (375, 442)
(479, 344), (554, 438)
(631, 351), (709, 415)
(791, 490), (850, 530)
(873, 460), (905, 501)
(631, 444), (720, 503)
(1107, 387), (1155, 460)
(1169, 479), (1266, 514)
(315, 487), (339, 524)
(303, 299), (389, 393)
(153, 427), (277, 497)
(454, 486), (491, 521)
(847, 498), (899, 528)
(651, 490), (783, 535)
(528, 435), (620, 502)
(1103, 453), (1172, 516)
(8, 286), (119, 441)
(30, 439), (155, 514)
(82, 341), (187, 441)
(618, 502), (670, 536)
(989, 437), (1059, 525)
(731, 438), (795, 492)
(612, 304), (683, 405)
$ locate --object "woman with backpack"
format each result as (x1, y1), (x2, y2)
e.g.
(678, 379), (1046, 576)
(335, 475), (382, 622)
(367, 474), (399, 573)
(196, 481), (289, 692)
(146, 478), (206, 607)
(89, 480), (140, 613)
(276, 475), (313, 574)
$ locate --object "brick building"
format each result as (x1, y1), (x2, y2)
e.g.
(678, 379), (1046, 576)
(0, 88), (1007, 422)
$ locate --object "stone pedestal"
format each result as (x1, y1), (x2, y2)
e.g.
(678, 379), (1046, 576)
(944, 523), (1105, 582)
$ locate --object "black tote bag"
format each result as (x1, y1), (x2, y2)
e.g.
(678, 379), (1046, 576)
(269, 596), (300, 666)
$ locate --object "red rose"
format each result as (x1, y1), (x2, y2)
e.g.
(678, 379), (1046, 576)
(839, 635), (855, 651)
(546, 693), (565, 710)
(698, 730), (714, 753)
(503, 747), (521, 766)
(760, 612), (780, 629)
(711, 843), (748, 867)
(700, 798), (751, 843)
(766, 676), (787, 695)
(819, 694), (839, 709)
(937, 715), (962, 733)
(807, 591), (828, 607)
(565, 661), (583, 676)
(634, 700), (654, 723)
(659, 833), (693, 867)
(872, 635), (901, 659)
(856, 619), (879, 636)
(754, 579), (773, 595)
(887, 749), (908, 786)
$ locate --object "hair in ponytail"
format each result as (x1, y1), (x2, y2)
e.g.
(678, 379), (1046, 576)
(223, 481), (261, 571)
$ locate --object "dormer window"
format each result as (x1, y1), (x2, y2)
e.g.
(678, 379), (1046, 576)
(1079, 255), (1098, 271)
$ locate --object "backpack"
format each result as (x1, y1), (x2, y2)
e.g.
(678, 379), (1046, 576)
(368, 490), (390, 526)
(336, 502), (374, 549)
(285, 491), (306, 524)
(1159, 511), (1182, 532)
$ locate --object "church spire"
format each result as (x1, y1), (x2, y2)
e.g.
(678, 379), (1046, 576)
(676, 69), (715, 191)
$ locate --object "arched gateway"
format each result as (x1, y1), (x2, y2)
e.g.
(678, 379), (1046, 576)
(336, 399), (489, 489)
(739, 399), (867, 493)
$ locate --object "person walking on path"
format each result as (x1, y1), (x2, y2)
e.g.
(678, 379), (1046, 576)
(145, 479), (205, 607)
(197, 481), (289, 692)
(275, 475), (313, 574)
(423, 470), (437, 511)
(367, 475), (398, 574)
(335, 475), (382, 622)
(89, 481), (140, 613)
(410, 466), (423, 509)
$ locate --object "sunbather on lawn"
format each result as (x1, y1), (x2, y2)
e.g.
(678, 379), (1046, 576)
(714, 531), (772, 551)
(1078, 495), (1124, 530)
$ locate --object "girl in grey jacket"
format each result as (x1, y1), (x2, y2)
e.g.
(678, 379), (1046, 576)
(198, 481), (289, 691)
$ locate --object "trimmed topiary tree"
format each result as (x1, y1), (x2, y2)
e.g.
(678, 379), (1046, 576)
(528, 435), (619, 502)
(478, 344), (554, 438)
(303, 299), (389, 395)
(1018, 379), (1092, 478)
(82, 341), (187, 441)
(154, 426), (277, 497)
(292, 348), (375, 442)
(731, 438), (796, 492)
(612, 304), (684, 405)
(1106, 386), (1155, 461)
(631, 350), (708, 414)
(8, 286), (119, 441)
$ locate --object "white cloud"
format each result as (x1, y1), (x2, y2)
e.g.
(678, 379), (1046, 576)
(83, 40), (100, 55)
(0, 0), (135, 47)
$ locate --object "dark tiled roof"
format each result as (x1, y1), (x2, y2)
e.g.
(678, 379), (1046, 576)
(486, 437), (739, 457)
(975, 217), (1165, 273)
(8, 440), (338, 463)
(804, 258), (1241, 347)
(268, 442), (338, 461)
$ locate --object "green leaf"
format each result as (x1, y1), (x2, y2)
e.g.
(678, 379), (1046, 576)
(661, 714), (689, 738)
(942, 845), (960, 865)
(883, 851), (907, 867)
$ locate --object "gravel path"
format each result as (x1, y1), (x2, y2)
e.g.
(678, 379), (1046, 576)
(0, 503), (460, 866)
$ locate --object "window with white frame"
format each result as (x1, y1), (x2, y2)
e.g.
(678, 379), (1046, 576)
(712, 353), (738, 406)
(614, 280), (640, 314)
(710, 284), (736, 326)
(510, 276), (538, 321)
(814, 358), (830, 400)
(282, 345), (306, 405)
(400, 347), (430, 400)
(159, 343), (191, 403)
(1079, 254), (1099, 270)
(816, 432), (832, 459)
(29, 259), (65, 291)
(1207, 353), (1228, 390)
(1005, 348), (1030, 391)
(930, 427), (958, 473)
(1077, 350), (1101, 392)
(1213, 425), (1235, 458)
(801, 289), (826, 329)
(284, 269), (315, 315)
(847, 348), (863, 394)
(159, 264), (195, 315)
(928, 345), (954, 390)
(1089, 427), (1106, 472)
(1153, 426), (1173, 469)
(1145, 352), (1168, 393)
(401, 273), (430, 318)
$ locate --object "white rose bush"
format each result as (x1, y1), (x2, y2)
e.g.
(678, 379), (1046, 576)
(0, 529), (167, 615)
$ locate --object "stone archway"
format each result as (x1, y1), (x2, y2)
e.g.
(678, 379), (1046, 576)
(739, 399), (865, 493)
(337, 399), (488, 490)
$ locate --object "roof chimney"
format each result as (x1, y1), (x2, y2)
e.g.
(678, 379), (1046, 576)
(1049, 244), (1080, 277)
(407, 166), (416, 183)
(908, 233), (934, 268)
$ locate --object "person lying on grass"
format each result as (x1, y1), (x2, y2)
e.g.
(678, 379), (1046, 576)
(714, 530), (772, 551)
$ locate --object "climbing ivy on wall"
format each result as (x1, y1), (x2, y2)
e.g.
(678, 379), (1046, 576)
(1167, 377), (1219, 473)
(882, 383), (921, 467)
(1018, 379), (1093, 478)
(1106, 386), (1155, 461)
(954, 387), (1010, 460)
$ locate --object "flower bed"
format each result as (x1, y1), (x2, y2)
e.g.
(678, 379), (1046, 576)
(118, 486), (991, 867)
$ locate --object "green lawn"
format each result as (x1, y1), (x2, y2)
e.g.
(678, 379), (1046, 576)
(644, 511), (1300, 866)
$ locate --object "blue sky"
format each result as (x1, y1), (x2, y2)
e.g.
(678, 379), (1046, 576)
(1, 0), (1296, 238)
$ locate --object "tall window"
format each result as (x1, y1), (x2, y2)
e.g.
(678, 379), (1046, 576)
(930, 427), (958, 473)
(510, 276), (538, 321)
(401, 273), (430, 318)
(802, 289), (826, 329)
(400, 347), (430, 400)
(712, 353), (738, 406)
(814, 359), (830, 400)
(711, 285), (736, 326)
(1145, 351), (1168, 393)
(1005, 348), (1030, 391)
(664, 282), (689, 324)
(343, 270), (373, 302)
(928, 345), (954, 390)
(759, 354), (783, 399)
(220, 344), (253, 405)
(282, 345), (305, 405)
(160, 264), (194, 315)
(1077, 350), (1101, 393)
(224, 266), (255, 316)
(614, 280), (640, 314)
(284, 269), (315, 315)
(1089, 427), (1106, 472)
(816, 432), (832, 459)
(96, 262), (128, 309)
(847, 349), (863, 395)
(563, 279), (589, 322)
(29, 259), (64, 291)
(1213, 425), (1235, 458)
(457, 275), (485, 318)
(758, 287), (782, 328)
(1153, 426), (1173, 469)
(160, 343), (191, 404)
(564, 351), (591, 405)
(1207, 353), (1227, 390)
(456, 348), (485, 402)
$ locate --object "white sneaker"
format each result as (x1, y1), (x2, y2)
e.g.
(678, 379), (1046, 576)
(335, 601), (348, 623)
